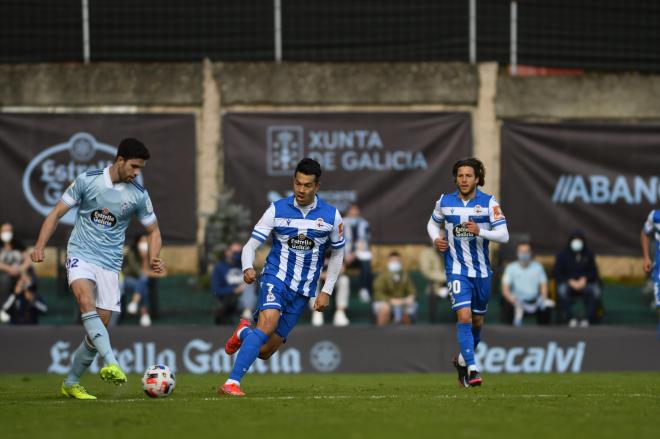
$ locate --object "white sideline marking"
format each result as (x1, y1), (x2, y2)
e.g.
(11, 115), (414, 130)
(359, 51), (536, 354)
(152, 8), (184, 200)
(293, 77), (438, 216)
(8, 393), (652, 404)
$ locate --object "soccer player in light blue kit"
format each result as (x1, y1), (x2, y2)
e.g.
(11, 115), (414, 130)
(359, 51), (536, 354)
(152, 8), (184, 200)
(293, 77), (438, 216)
(31, 139), (165, 400)
(641, 209), (660, 337)
(220, 158), (345, 396)
(427, 158), (509, 387)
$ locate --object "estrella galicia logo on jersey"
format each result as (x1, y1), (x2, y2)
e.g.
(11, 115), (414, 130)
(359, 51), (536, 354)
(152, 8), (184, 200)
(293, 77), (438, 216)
(453, 224), (475, 240)
(267, 126), (304, 176)
(287, 234), (315, 252)
(90, 208), (117, 229)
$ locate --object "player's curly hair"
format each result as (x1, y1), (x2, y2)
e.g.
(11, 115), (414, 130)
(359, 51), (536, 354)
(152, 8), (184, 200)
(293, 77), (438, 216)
(452, 157), (485, 187)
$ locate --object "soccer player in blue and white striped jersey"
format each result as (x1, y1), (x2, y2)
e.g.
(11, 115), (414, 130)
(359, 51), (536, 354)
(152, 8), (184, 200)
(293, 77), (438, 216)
(641, 209), (660, 337)
(427, 158), (509, 387)
(220, 158), (345, 396)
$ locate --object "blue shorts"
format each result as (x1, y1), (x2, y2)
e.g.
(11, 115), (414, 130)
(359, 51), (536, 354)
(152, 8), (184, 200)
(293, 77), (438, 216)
(254, 274), (309, 341)
(447, 274), (491, 315)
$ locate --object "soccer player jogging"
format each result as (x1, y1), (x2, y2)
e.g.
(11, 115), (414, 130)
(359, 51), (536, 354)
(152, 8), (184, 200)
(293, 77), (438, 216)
(31, 139), (165, 400)
(427, 158), (509, 387)
(220, 158), (345, 397)
(641, 209), (660, 337)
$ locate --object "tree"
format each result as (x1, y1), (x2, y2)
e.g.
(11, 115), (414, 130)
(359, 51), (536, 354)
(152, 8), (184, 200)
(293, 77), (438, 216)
(203, 187), (252, 268)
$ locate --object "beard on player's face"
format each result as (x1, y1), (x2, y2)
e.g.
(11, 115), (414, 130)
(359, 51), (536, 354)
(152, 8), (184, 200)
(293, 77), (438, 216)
(455, 166), (479, 198)
(117, 158), (144, 183)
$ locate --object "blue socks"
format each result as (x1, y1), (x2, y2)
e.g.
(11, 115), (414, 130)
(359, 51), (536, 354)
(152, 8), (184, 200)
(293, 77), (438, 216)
(81, 311), (118, 366)
(457, 322), (476, 367)
(65, 337), (97, 386)
(472, 326), (482, 349)
(239, 327), (253, 342)
(229, 328), (269, 382)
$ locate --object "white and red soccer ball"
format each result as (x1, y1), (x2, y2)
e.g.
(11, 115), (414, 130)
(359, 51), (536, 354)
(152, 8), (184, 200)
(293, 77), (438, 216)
(142, 364), (176, 398)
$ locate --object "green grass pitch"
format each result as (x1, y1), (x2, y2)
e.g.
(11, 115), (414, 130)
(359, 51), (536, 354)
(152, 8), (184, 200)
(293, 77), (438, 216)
(1, 373), (658, 439)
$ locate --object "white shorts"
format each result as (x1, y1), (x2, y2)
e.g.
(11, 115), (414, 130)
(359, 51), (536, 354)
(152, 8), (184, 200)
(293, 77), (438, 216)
(66, 257), (121, 312)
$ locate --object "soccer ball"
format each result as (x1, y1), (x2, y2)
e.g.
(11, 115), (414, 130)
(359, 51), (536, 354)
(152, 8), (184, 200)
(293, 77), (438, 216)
(142, 364), (176, 398)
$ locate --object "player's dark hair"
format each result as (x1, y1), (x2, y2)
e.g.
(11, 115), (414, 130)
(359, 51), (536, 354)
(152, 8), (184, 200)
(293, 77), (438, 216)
(295, 158), (322, 182)
(116, 138), (150, 161)
(452, 157), (485, 187)
(389, 251), (401, 258)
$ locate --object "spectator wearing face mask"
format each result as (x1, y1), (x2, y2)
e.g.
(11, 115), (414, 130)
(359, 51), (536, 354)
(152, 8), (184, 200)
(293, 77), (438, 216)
(553, 230), (601, 327)
(122, 234), (164, 327)
(211, 242), (254, 325)
(0, 268), (46, 325)
(372, 251), (418, 326)
(501, 242), (553, 326)
(0, 223), (31, 303)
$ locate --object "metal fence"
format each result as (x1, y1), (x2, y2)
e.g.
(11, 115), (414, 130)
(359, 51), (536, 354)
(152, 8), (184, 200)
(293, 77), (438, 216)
(1, 0), (659, 72)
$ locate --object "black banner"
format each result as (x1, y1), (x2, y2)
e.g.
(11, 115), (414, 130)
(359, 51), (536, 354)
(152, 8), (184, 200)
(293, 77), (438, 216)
(0, 325), (658, 374)
(501, 121), (660, 255)
(0, 113), (197, 245)
(223, 112), (471, 244)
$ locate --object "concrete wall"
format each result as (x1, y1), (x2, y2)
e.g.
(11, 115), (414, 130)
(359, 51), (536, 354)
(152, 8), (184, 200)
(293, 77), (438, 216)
(2, 61), (659, 278)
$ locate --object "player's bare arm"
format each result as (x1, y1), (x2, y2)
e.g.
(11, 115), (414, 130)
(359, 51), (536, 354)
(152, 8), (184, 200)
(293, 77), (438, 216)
(31, 201), (71, 263)
(641, 228), (652, 273)
(144, 221), (165, 274)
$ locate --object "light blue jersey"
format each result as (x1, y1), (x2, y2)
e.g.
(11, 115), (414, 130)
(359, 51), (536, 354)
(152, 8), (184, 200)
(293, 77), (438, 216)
(61, 167), (157, 272)
(250, 195), (345, 297)
(431, 189), (507, 278)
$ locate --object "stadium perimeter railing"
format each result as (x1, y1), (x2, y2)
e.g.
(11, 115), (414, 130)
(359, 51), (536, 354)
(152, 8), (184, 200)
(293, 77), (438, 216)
(1, 0), (660, 73)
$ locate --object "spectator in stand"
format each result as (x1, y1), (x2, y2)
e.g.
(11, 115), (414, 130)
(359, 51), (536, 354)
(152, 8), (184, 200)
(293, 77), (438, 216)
(0, 268), (47, 324)
(0, 222), (31, 303)
(372, 251), (418, 326)
(122, 234), (164, 327)
(310, 254), (350, 327)
(553, 230), (601, 327)
(501, 242), (553, 326)
(418, 244), (448, 322)
(211, 242), (255, 324)
(343, 204), (373, 302)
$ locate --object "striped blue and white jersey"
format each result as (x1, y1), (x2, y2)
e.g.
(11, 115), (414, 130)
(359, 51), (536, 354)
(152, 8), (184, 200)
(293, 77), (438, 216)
(61, 166), (157, 273)
(250, 195), (345, 297)
(430, 189), (507, 278)
(643, 209), (660, 276)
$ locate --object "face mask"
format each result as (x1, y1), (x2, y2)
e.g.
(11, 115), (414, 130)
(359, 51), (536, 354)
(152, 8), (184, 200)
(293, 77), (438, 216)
(138, 241), (149, 254)
(0, 231), (12, 243)
(231, 253), (242, 265)
(570, 239), (584, 253)
(517, 252), (531, 263)
(387, 261), (402, 273)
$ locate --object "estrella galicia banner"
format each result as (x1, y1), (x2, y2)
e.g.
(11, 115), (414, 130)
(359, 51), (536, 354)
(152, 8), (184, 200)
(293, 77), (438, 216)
(223, 112), (471, 243)
(0, 113), (197, 245)
(0, 325), (658, 374)
(501, 121), (660, 255)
